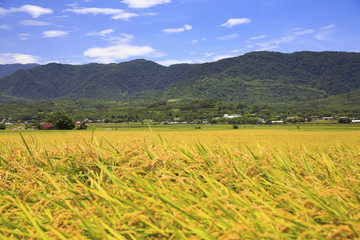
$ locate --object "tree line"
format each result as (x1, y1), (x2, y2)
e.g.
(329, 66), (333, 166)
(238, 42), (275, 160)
(1, 99), (359, 129)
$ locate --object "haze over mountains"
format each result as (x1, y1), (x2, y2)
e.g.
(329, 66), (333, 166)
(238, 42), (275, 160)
(0, 51), (359, 106)
(0, 63), (39, 77)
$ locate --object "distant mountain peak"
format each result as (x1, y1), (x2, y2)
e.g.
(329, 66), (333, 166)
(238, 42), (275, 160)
(0, 63), (39, 77)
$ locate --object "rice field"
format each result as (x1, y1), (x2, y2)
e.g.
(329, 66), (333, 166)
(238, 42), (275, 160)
(1, 126), (360, 239)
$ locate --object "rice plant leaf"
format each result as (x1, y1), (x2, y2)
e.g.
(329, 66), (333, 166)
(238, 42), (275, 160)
(19, 132), (35, 162)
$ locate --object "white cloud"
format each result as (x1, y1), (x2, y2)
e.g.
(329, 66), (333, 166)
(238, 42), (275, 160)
(189, 52), (215, 58)
(221, 18), (251, 28)
(316, 25), (335, 41)
(83, 33), (158, 63)
(204, 52), (215, 57)
(112, 12), (139, 20)
(84, 44), (156, 63)
(122, 0), (171, 8)
(52, 15), (69, 20)
(258, 45), (278, 51)
(255, 35), (296, 51)
(315, 31), (332, 41)
(217, 33), (238, 41)
(66, 4), (79, 8)
(213, 55), (235, 61)
(294, 29), (315, 36)
(315, 32), (326, 40)
(87, 29), (114, 37)
(158, 53), (236, 66)
(254, 42), (278, 51)
(254, 26), (317, 51)
(66, 7), (121, 15)
(19, 20), (52, 26)
(191, 38), (207, 44)
(322, 24), (335, 30)
(0, 53), (40, 64)
(273, 35), (296, 44)
(142, 12), (158, 16)
(18, 33), (31, 40)
(156, 59), (195, 66)
(0, 24), (12, 30)
(0, 8), (6, 16)
(104, 33), (134, 43)
(0, 5), (53, 18)
(43, 30), (69, 37)
(250, 35), (267, 40)
(65, 7), (138, 20)
(163, 24), (192, 34)
(66, 61), (84, 65)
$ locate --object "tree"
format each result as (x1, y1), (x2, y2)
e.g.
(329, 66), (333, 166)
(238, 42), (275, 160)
(338, 118), (351, 124)
(47, 111), (75, 130)
(0, 123), (5, 130)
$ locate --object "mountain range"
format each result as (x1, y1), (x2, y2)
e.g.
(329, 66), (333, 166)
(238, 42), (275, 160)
(0, 51), (359, 106)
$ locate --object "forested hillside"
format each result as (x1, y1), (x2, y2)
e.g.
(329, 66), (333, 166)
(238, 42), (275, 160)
(158, 51), (360, 103)
(0, 51), (359, 106)
(0, 60), (191, 102)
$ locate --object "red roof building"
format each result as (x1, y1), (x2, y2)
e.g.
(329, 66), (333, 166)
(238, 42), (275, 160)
(75, 122), (87, 130)
(34, 123), (55, 130)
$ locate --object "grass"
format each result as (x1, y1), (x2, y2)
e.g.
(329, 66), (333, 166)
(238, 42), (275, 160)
(0, 127), (360, 239)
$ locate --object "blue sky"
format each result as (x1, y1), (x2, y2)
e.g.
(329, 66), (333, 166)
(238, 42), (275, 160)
(1, 0), (359, 66)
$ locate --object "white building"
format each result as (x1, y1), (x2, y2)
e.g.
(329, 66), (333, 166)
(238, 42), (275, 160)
(224, 114), (242, 119)
(271, 120), (284, 124)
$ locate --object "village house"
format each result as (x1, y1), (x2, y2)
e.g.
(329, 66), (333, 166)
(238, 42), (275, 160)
(272, 120), (284, 124)
(75, 122), (88, 130)
(310, 116), (321, 121)
(83, 118), (93, 123)
(34, 123), (56, 130)
(12, 126), (27, 130)
(322, 116), (336, 121)
(223, 114), (242, 119)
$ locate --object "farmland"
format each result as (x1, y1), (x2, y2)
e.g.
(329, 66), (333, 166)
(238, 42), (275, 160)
(1, 126), (360, 239)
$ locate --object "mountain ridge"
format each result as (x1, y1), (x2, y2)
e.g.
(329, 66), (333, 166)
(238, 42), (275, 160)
(0, 51), (359, 106)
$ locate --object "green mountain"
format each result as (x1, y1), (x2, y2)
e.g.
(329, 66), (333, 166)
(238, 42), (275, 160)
(0, 63), (39, 77)
(156, 51), (360, 104)
(1, 51), (360, 106)
(0, 60), (191, 102)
